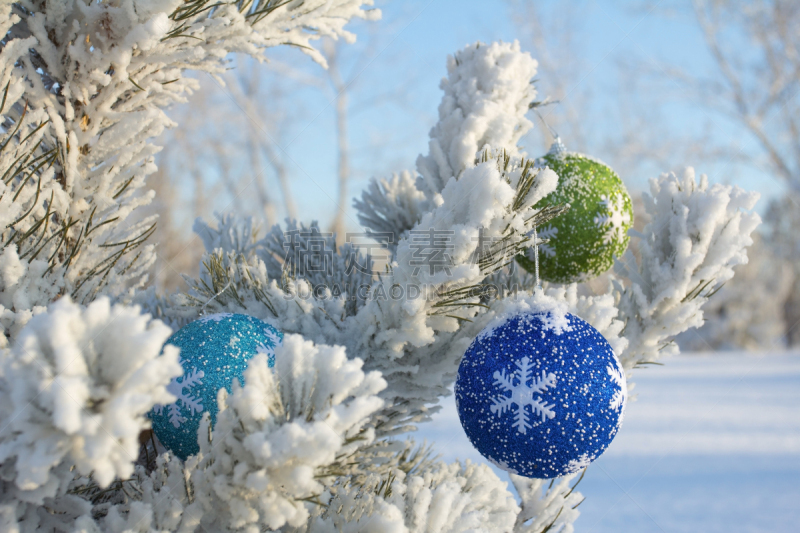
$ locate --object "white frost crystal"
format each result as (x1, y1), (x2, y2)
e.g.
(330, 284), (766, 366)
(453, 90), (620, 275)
(0, 296), (181, 494)
(302, 461), (519, 533)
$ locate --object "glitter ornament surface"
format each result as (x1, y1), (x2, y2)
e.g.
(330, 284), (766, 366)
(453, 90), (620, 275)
(517, 149), (633, 284)
(151, 313), (282, 459)
(455, 311), (627, 478)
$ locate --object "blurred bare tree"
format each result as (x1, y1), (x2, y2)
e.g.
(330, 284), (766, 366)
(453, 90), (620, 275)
(145, 65), (298, 291)
(621, 1), (800, 187)
(319, 35), (423, 245)
(323, 39), (352, 245)
(638, 0), (800, 347)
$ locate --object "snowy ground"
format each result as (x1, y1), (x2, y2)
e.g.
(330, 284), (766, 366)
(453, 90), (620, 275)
(411, 353), (800, 532)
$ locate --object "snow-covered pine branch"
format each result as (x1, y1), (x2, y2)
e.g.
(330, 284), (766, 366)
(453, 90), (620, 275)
(0, 0), (378, 346)
(415, 41), (539, 198)
(179, 334), (386, 531)
(67, 334), (387, 531)
(295, 460), (520, 533)
(356, 40), (539, 241)
(511, 472), (584, 533)
(0, 296), (181, 530)
(613, 168), (761, 368)
(353, 170), (430, 246)
(678, 234), (793, 351)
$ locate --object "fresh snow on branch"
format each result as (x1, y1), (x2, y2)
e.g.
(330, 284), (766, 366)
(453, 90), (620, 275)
(614, 168), (761, 368)
(416, 41), (539, 197)
(0, 296), (180, 529)
(512, 473), (584, 533)
(0, 0), (378, 341)
(354, 170), (430, 244)
(63, 335), (387, 532)
(183, 335), (386, 531)
(356, 41), (539, 239)
(299, 461), (519, 533)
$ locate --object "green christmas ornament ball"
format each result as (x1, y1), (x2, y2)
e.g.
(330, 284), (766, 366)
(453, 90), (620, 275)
(518, 139), (634, 284)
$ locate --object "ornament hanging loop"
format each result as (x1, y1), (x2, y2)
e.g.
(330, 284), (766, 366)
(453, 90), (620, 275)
(535, 110), (566, 156)
(532, 225), (541, 293)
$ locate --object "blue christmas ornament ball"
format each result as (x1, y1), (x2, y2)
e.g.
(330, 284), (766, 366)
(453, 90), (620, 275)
(151, 313), (283, 460)
(455, 311), (627, 478)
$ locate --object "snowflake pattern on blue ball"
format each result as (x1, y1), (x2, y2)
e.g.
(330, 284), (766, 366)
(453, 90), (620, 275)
(151, 313), (282, 459)
(455, 311), (627, 478)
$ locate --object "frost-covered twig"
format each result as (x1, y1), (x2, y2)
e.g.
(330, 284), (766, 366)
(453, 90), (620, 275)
(181, 334), (386, 530)
(0, 296), (181, 528)
(614, 168), (761, 368)
(295, 460), (519, 533)
(512, 472), (585, 533)
(356, 40), (539, 241)
(81, 334), (386, 531)
(416, 41), (539, 197)
(0, 0), (378, 340)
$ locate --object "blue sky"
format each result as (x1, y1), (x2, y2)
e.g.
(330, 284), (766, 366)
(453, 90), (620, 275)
(176, 0), (787, 233)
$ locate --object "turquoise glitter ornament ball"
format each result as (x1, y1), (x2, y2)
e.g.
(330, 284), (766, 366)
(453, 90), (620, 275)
(455, 311), (627, 478)
(150, 313), (283, 460)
